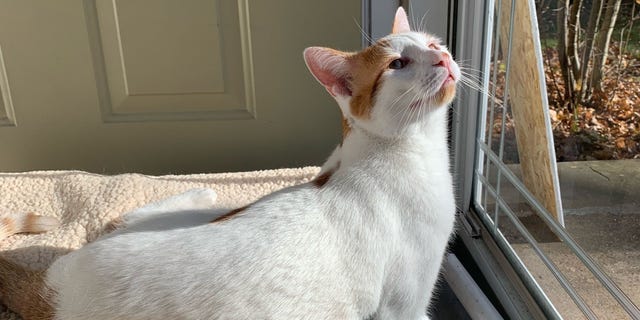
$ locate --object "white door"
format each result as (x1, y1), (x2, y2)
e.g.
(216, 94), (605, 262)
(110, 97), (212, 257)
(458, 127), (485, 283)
(0, 0), (360, 174)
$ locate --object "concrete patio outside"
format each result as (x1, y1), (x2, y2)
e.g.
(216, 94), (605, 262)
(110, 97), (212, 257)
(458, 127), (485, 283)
(491, 159), (640, 319)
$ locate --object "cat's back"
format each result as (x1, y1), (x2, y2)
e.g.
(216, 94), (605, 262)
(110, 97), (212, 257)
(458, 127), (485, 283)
(48, 185), (361, 319)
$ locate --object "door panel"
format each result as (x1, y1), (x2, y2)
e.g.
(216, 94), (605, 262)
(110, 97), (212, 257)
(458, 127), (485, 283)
(0, 46), (15, 127)
(0, 0), (360, 174)
(88, 0), (254, 120)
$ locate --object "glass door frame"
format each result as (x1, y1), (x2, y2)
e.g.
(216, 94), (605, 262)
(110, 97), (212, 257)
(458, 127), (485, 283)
(450, 0), (640, 319)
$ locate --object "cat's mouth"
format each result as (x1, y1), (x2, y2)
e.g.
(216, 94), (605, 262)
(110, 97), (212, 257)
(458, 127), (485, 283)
(442, 74), (456, 87)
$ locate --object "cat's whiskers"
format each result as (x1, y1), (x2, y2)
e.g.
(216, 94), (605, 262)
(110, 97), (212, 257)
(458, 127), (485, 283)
(400, 89), (426, 129)
(418, 9), (431, 34)
(419, 90), (434, 121)
(458, 69), (482, 81)
(457, 61), (482, 72)
(457, 75), (485, 92)
(458, 77), (497, 105)
(395, 72), (451, 126)
(353, 17), (375, 46)
(455, 58), (476, 65)
(389, 85), (415, 116)
(457, 71), (483, 84)
(408, 1), (418, 33)
(403, 91), (421, 127)
(455, 66), (499, 104)
(396, 88), (422, 128)
(391, 96), (415, 126)
(406, 1), (431, 35)
(390, 83), (417, 110)
(457, 64), (484, 81)
(424, 72), (445, 97)
(411, 93), (426, 126)
(389, 84), (418, 123)
(415, 90), (433, 123)
(416, 92), (425, 125)
(395, 94), (414, 128)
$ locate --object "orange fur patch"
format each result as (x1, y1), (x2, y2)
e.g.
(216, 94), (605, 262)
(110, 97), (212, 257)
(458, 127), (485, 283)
(0, 257), (55, 320)
(348, 39), (394, 119)
(433, 83), (457, 105)
(211, 206), (249, 223)
(314, 162), (340, 189)
(341, 117), (351, 143)
(103, 217), (124, 233)
(1, 217), (15, 235)
(22, 212), (59, 234)
(24, 212), (40, 232)
(313, 171), (333, 188)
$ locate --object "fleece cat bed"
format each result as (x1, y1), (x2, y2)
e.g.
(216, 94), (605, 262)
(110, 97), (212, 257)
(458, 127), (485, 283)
(0, 167), (320, 319)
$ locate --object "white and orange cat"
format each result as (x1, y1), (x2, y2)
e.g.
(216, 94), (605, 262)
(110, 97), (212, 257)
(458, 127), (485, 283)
(0, 8), (460, 320)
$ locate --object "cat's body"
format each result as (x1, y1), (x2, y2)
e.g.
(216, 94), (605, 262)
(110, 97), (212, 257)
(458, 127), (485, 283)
(0, 8), (460, 320)
(48, 124), (454, 319)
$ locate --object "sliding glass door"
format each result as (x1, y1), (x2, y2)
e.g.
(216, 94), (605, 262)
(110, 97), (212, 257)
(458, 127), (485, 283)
(453, 0), (640, 318)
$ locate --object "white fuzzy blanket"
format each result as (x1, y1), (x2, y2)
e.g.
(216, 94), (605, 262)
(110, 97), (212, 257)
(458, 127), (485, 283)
(0, 167), (320, 319)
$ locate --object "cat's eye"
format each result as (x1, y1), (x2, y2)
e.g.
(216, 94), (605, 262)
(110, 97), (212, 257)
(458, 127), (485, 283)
(389, 58), (409, 70)
(428, 43), (440, 50)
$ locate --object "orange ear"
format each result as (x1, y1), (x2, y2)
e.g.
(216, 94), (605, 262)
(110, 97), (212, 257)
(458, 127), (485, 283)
(392, 7), (411, 34)
(303, 47), (352, 97)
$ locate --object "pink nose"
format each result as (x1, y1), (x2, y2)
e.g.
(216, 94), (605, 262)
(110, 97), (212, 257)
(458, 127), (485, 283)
(432, 53), (450, 69)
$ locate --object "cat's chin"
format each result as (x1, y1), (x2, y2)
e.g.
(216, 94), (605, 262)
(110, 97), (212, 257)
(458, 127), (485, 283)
(433, 82), (457, 106)
(408, 81), (457, 110)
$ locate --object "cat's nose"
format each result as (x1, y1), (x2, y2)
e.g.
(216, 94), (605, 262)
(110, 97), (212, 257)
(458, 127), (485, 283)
(432, 53), (450, 69)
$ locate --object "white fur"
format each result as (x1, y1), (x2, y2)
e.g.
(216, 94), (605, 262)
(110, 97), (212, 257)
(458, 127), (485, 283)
(45, 30), (458, 320)
(124, 188), (217, 222)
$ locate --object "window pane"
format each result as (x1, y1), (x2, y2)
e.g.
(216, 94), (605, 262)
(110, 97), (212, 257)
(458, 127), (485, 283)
(472, 0), (640, 318)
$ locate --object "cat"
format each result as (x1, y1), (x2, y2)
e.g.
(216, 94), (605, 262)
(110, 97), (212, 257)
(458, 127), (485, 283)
(0, 7), (460, 320)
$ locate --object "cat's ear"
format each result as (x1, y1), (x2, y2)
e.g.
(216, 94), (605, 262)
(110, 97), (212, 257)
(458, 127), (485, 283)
(392, 7), (411, 34)
(303, 47), (352, 97)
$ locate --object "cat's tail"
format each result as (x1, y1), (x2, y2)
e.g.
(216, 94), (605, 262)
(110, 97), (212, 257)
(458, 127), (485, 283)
(0, 255), (55, 319)
(0, 211), (58, 319)
(0, 211), (60, 240)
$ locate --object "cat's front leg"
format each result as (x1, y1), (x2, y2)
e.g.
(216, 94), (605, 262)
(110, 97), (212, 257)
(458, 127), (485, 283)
(122, 188), (217, 227)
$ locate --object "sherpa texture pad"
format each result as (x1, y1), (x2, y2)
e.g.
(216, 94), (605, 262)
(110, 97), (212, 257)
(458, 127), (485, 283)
(0, 167), (320, 319)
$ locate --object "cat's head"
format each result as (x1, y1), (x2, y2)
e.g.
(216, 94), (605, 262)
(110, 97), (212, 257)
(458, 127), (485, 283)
(304, 7), (460, 138)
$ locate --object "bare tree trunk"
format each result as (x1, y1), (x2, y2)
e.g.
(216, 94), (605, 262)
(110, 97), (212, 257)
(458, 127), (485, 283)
(589, 0), (622, 93)
(578, 0), (604, 101)
(567, 0), (582, 79)
(558, 0), (572, 102)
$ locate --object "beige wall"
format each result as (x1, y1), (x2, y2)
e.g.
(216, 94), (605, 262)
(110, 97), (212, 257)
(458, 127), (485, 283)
(0, 0), (360, 174)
